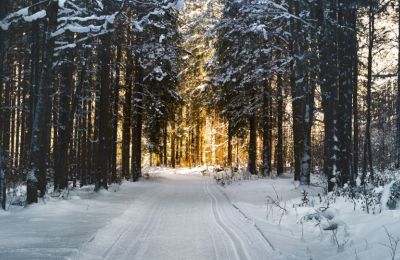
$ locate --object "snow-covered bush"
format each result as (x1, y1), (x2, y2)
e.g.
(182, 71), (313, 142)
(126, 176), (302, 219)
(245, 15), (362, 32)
(325, 170), (400, 214)
(387, 180), (400, 210)
(212, 167), (257, 186)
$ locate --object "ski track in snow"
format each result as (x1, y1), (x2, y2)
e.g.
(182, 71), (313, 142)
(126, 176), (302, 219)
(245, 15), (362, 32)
(73, 171), (274, 260)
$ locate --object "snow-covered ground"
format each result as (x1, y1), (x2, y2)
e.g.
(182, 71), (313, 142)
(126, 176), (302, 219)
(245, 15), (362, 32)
(0, 167), (399, 260)
(223, 173), (400, 260)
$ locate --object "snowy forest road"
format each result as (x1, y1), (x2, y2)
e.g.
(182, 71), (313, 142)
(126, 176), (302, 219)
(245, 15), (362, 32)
(75, 170), (274, 260)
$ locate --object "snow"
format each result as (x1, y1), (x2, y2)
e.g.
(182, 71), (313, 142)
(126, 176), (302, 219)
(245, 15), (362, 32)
(133, 21), (144, 32)
(154, 66), (167, 82)
(58, 0), (67, 8)
(23, 10), (46, 22)
(223, 173), (400, 259)
(175, 0), (186, 11)
(159, 34), (165, 43)
(1, 168), (399, 259)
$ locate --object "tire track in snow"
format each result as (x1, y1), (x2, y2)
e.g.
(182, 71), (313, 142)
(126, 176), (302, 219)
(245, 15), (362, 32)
(204, 179), (251, 260)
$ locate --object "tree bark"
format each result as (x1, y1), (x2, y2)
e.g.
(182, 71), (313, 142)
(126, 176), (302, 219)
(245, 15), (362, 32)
(362, 2), (375, 184)
(0, 147), (5, 210)
(95, 14), (113, 191)
(171, 119), (176, 168)
(131, 55), (143, 181)
(262, 81), (271, 177)
(396, 0), (400, 169)
(111, 38), (122, 184)
(0, 0), (7, 209)
(276, 75), (284, 176)
(54, 33), (74, 191)
(247, 116), (257, 175)
(27, 0), (59, 204)
(122, 37), (133, 180)
(351, 5), (359, 185)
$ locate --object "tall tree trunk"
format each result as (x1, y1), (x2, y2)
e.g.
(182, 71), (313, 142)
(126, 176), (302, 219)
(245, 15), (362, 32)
(27, 0), (59, 204)
(351, 5), (359, 185)
(163, 123), (168, 166)
(276, 75), (284, 176)
(262, 81), (271, 177)
(247, 116), (257, 175)
(54, 34), (74, 191)
(317, 0), (338, 191)
(171, 119), (176, 168)
(336, 0), (354, 187)
(0, 0), (8, 209)
(27, 0), (42, 168)
(289, 0), (304, 181)
(131, 55), (143, 181)
(122, 37), (133, 180)
(111, 38), (122, 183)
(362, 2), (375, 184)
(95, 12), (113, 191)
(396, 0), (400, 169)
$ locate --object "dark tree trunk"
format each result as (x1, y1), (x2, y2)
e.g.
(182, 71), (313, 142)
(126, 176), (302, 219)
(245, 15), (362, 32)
(95, 17), (113, 191)
(111, 38), (122, 183)
(0, 147), (5, 210)
(336, 0), (354, 187)
(276, 75), (284, 176)
(54, 34), (74, 191)
(163, 123), (168, 166)
(122, 37), (133, 180)
(27, 0), (42, 167)
(362, 2), (375, 184)
(317, 0), (338, 191)
(0, 0), (7, 209)
(351, 5), (359, 185)
(396, 0), (400, 169)
(289, 0), (305, 181)
(262, 81), (271, 177)
(27, 0), (59, 204)
(247, 116), (257, 175)
(131, 56), (143, 181)
(171, 119), (176, 168)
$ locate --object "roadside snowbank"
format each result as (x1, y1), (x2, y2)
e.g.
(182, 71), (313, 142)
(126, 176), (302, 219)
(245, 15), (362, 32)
(223, 174), (400, 260)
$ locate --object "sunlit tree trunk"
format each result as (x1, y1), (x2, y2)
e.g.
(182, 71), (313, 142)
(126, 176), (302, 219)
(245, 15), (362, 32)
(227, 120), (233, 168)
